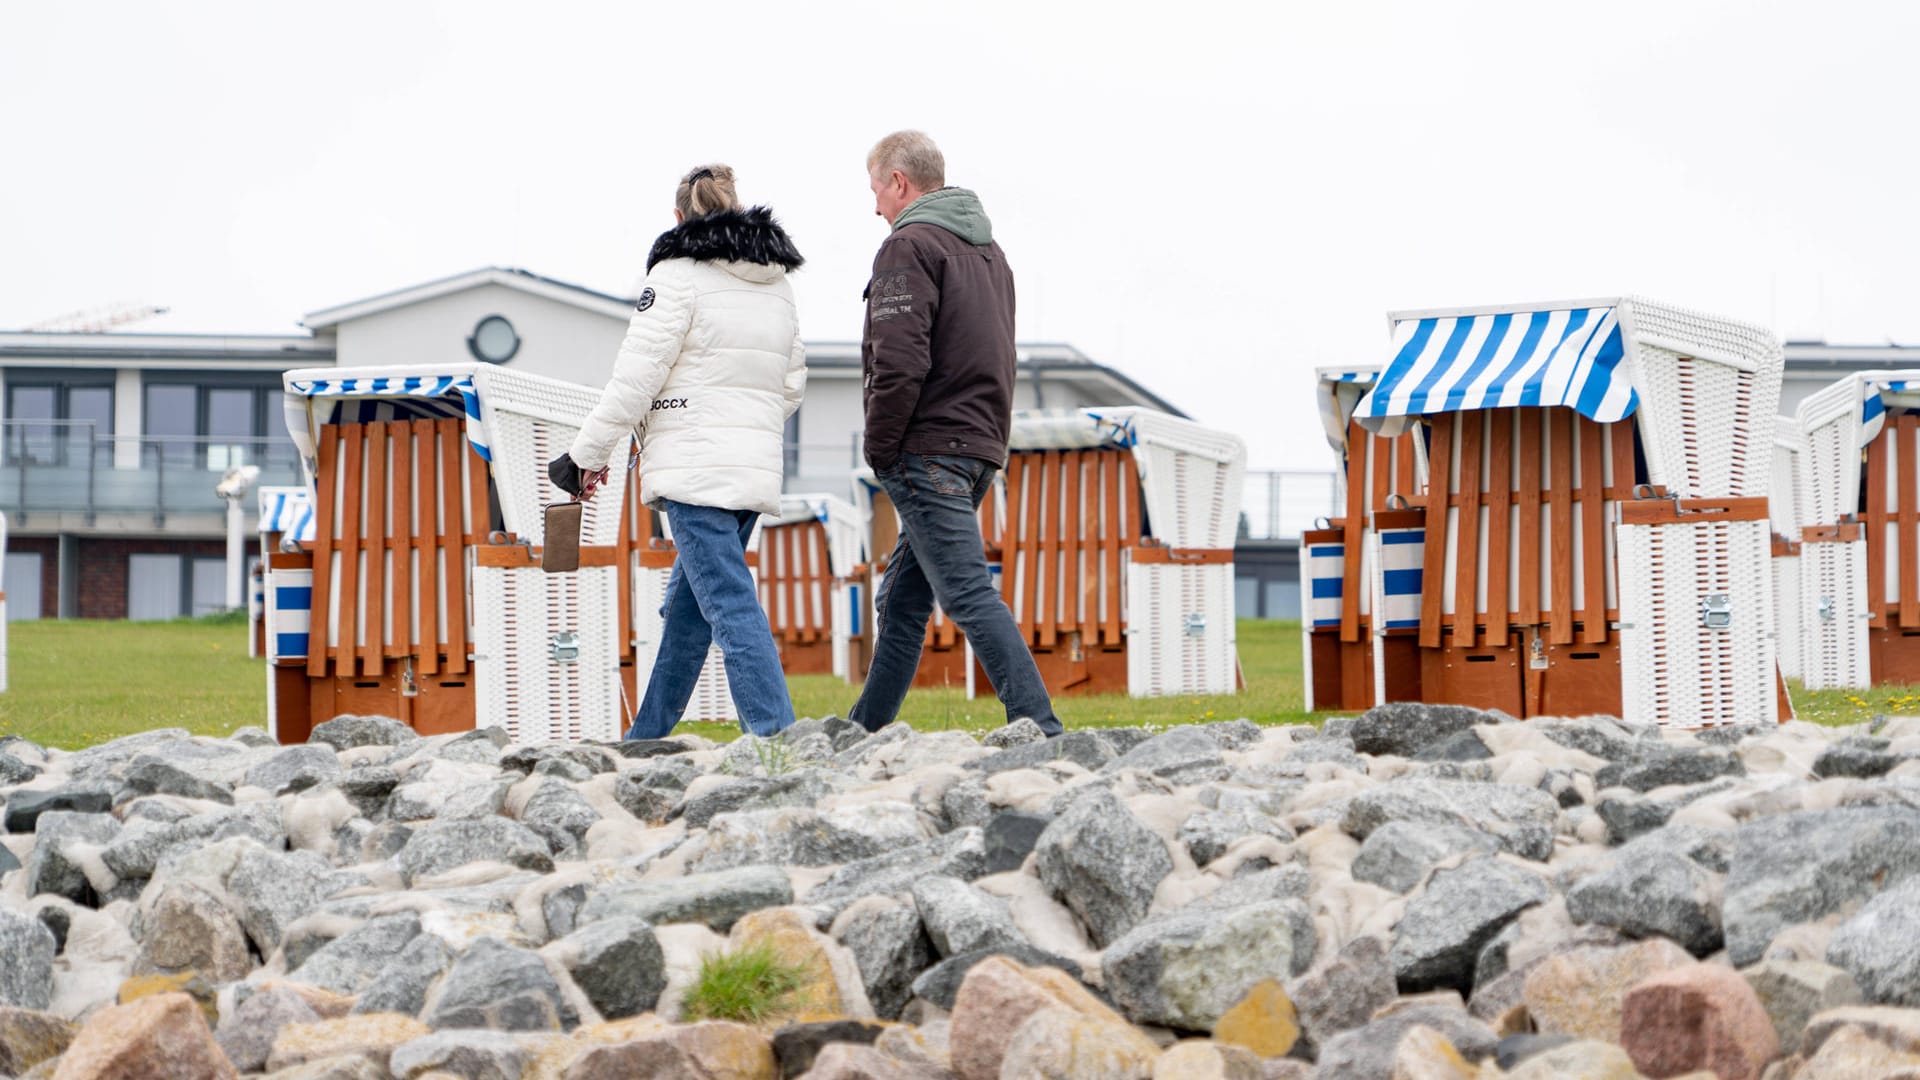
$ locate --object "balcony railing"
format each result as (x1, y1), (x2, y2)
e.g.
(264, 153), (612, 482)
(0, 421), (302, 527)
(1238, 469), (1340, 541)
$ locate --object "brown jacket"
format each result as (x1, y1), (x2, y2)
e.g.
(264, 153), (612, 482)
(861, 188), (1016, 470)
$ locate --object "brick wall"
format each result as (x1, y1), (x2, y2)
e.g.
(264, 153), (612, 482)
(75, 538), (227, 619)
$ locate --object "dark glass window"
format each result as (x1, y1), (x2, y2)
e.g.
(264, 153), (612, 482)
(145, 384), (197, 465)
(7, 383), (112, 465)
(8, 386), (55, 464)
(206, 388), (256, 469)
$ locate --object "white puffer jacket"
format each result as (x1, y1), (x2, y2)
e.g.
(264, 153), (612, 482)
(569, 206), (806, 516)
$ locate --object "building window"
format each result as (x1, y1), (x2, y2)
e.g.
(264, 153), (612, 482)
(127, 553), (230, 620)
(143, 379), (281, 470)
(4, 551), (42, 620)
(6, 381), (113, 465)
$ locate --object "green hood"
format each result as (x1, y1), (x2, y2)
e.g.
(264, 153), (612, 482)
(891, 187), (993, 245)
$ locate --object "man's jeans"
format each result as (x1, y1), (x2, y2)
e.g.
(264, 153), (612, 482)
(628, 499), (795, 739)
(850, 452), (1063, 735)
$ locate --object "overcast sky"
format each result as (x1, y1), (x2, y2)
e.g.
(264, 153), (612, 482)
(5, 1), (1919, 474)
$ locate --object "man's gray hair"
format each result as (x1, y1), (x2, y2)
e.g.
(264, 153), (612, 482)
(867, 130), (945, 191)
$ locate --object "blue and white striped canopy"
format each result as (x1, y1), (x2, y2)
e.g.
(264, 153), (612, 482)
(286, 374), (492, 462)
(1354, 306), (1635, 435)
(1860, 378), (1920, 447)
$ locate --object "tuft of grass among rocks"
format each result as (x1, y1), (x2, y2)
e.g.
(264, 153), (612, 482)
(682, 943), (812, 1024)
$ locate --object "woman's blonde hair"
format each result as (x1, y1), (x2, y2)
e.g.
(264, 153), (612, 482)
(676, 164), (739, 218)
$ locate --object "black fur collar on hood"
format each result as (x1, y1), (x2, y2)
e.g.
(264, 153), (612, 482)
(646, 206), (804, 272)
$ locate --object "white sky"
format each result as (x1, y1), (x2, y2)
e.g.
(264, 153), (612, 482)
(4, 1), (1919, 473)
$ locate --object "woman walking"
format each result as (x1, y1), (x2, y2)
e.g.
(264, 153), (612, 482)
(549, 164), (806, 738)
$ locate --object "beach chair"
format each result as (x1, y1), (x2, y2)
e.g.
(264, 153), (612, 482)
(1793, 371), (1920, 689)
(1349, 298), (1785, 728)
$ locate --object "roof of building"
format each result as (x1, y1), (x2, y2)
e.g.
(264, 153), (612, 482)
(0, 330), (334, 370)
(1782, 341), (1920, 381)
(302, 267), (636, 329)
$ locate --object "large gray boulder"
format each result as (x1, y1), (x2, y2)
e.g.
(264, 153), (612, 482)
(424, 938), (570, 1031)
(679, 769), (850, 829)
(966, 730), (1118, 776)
(1565, 825), (1725, 955)
(351, 932), (452, 1017)
(1723, 806), (1920, 965)
(1532, 717), (1654, 762)
(215, 987), (321, 1072)
(1391, 855), (1552, 993)
(834, 896), (934, 1020)
(803, 828), (988, 926)
(120, 754), (234, 803)
(1033, 788), (1173, 948)
(395, 818), (556, 884)
(517, 777), (602, 856)
(1176, 807), (1295, 868)
(25, 810), (120, 903)
(1287, 935), (1397, 1055)
(228, 846), (337, 956)
(910, 875), (1026, 958)
(555, 916), (665, 1020)
(1342, 779), (1560, 861)
(291, 911), (425, 994)
(0, 909), (56, 1009)
(1595, 747), (1745, 792)
(1101, 726), (1230, 785)
(1826, 874), (1920, 1006)
(1103, 899), (1315, 1029)
(0, 750), (39, 786)
(1351, 820), (1502, 894)
(576, 865), (793, 932)
(2, 786), (112, 834)
(982, 809), (1050, 873)
(689, 802), (928, 873)
(101, 802), (285, 882)
(309, 714), (419, 750)
(244, 744), (345, 796)
(1350, 701), (1495, 757)
(501, 743), (616, 776)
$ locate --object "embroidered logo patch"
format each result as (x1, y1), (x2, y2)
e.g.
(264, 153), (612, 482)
(635, 287), (656, 312)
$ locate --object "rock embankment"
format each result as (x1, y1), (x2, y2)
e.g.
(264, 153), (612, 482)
(0, 705), (1917, 1078)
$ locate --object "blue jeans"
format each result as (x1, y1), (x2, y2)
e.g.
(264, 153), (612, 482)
(627, 499), (795, 739)
(850, 453), (1062, 735)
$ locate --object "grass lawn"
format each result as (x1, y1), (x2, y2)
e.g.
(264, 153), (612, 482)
(0, 611), (264, 750)
(0, 614), (1882, 750)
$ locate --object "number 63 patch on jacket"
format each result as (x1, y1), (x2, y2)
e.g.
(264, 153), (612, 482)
(635, 287), (657, 312)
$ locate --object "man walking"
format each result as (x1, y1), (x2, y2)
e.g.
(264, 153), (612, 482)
(848, 130), (1063, 737)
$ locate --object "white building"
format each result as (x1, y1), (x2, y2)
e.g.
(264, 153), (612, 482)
(1, 267), (1182, 619)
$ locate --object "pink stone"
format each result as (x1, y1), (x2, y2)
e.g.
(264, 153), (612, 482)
(1619, 964), (1781, 1080)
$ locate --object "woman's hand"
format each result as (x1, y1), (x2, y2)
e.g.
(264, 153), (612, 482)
(548, 453), (586, 498)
